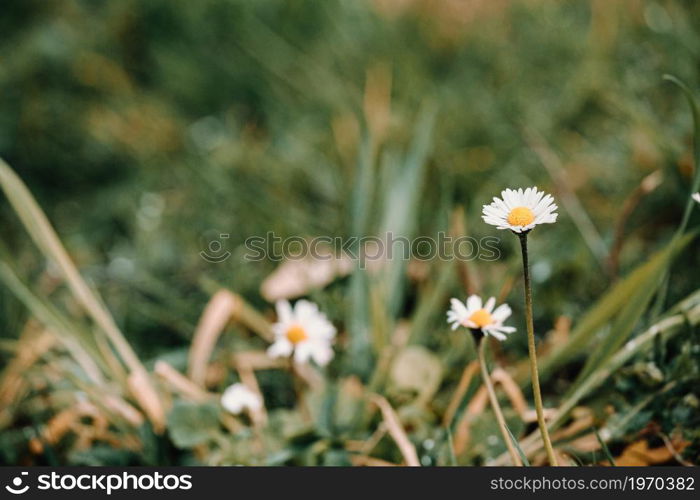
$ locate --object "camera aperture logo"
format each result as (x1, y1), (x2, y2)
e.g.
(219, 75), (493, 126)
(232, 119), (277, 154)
(200, 233), (231, 263)
(5, 472), (29, 494)
(4, 471), (192, 496)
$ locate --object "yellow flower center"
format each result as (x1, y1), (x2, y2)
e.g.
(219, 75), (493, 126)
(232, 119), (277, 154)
(468, 309), (493, 328)
(286, 324), (308, 344)
(507, 206), (535, 227)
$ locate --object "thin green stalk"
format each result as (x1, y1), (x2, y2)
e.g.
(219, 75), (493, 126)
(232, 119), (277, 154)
(518, 233), (558, 466)
(478, 338), (522, 466)
(651, 76), (700, 318)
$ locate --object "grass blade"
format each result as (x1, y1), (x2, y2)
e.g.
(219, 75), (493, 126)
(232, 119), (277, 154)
(505, 425), (530, 466)
(594, 427), (616, 466)
(0, 157), (164, 430)
(528, 233), (694, 385)
(570, 232), (694, 393)
(651, 76), (700, 316)
(0, 260), (106, 386)
(663, 75), (700, 234)
(377, 103), (437, 319)
(555, 293), (700, 430)
(446, 428), (458, 466)
(346, 133), (376, 378)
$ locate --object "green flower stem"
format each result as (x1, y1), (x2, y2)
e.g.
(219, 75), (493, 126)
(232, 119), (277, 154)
(478, 338), (522, 466)
(518, 233), (558, 466)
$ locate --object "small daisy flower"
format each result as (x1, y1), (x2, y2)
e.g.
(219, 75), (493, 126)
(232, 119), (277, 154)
(447, 295), (516, 341)
(221, 383), (263, 415)
(267, 299), (336, 366)
(482, 186), (558, 233)
(693, 192), (700, 204)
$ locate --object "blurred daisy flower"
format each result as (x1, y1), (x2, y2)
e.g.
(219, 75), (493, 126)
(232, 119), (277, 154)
(447, 295), (516, 341)
(482, 186), (558, 233)
(693, 192), (700, 204)
(221, 383), (263, 415)
(267, 299), (336, 366)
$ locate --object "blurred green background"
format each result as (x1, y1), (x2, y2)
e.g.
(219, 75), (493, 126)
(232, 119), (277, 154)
(1, 0), (699, 466)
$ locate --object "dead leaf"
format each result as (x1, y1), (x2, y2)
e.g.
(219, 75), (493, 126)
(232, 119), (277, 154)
(370, 394), (420, 466)
(155, 361), (212, 404)
(127, 369), (165, 434)
(443, 361), (479, 427)
(188, 290), (240, 386)
(261, 250), (353, 302)
(611, 438), (690, 466)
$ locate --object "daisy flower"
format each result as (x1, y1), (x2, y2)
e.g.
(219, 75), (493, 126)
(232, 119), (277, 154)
(482, 186), (558, 233)
(221, 383), (263, 415)
(447, 295), (516, 341)
(693, 192), (700, 204)
(267, 299), (336, 366)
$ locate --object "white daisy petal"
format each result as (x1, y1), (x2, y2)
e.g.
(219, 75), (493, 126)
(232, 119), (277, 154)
(309, 342), (334, 366)
(450, 298), (469, 317)
(275, 300), (293, 324)
(493, 197), (509, 213)
(293, 342), (313, 364)
(488, 330), (507, 341)
(693, 192), (700, 204)
(221, 383), (263, 415)
(502, 189), (516, 209)
(530, 190), (545, 208)
(294, 299), (319, 321)
(267, 338), (293, 358)
(466, 294), (482, 311)
(491, 303), (512, 321)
